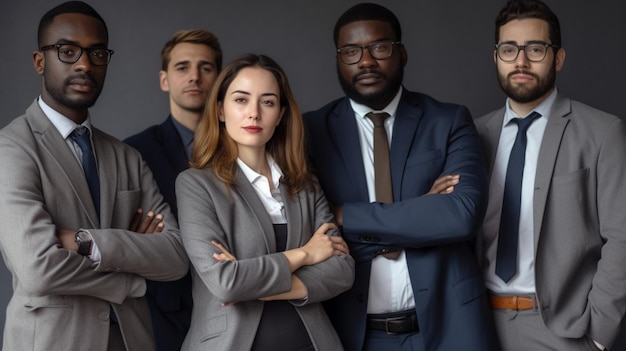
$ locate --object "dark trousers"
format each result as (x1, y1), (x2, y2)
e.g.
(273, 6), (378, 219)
(363, 329), (424, 351)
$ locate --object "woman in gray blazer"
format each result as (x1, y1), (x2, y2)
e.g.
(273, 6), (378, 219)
(176, 54), (355, 351)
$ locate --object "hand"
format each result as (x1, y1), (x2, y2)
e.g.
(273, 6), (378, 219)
(129, 208), (164, 234)
(211, 240), (237, 261)
(299, 223), (349, 266)
(427, 174), (459, 195)
(56, 229), (78, 251)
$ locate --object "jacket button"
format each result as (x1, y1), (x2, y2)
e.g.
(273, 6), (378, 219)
(98, 310), (109, 321)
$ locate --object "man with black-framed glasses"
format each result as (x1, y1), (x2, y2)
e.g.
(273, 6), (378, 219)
(0, 1), (188, 350)
(303, 2), (498, 350)
(39, 43), (114, 66)
(475, 0), (626, 350)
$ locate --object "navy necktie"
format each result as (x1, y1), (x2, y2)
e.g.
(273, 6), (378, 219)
(496, 112), (541, 282)
(70, 127), (100, 216)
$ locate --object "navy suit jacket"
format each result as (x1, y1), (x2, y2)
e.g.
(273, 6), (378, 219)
(125, 116), (192, 351)
(303, 89), (499, 351)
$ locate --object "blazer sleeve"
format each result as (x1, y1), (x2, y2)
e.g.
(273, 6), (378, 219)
(342, 104), (488, 250)
(89, 155), (189, 282)
(292, 182), (355, 305)
(0, 132), (146, 304)
(586, 117), (626, 346)
(176, 169), (295, 304)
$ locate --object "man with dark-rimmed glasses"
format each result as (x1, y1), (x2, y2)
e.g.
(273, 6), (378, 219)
(0, 1), (188, 350)
(475, 0), (626, 350)
(303, 2), (498, 350)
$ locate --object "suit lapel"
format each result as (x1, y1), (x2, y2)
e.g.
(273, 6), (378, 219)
(390, 92), (423, 200)
(532, 95), (571, 249)
(29, 104), (99, 227)
(329, 99), (369, 202)
(92, 129), (113, 228)
(281, 186), (303, 250)
(235, 169), (277, 253)
(483, 108), (506, 178)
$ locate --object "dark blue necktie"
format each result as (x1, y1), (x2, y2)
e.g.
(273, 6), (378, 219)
(496, 112), (541, 282)
(70, 127), (100, 216)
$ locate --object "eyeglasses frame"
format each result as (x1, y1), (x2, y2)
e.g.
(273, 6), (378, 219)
(336, 40), (401, 65)
(39, 43), (115, 66)
(494, 41), (560, 63)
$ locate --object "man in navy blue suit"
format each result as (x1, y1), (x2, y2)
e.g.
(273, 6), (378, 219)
(303, 3), (499, 350)
(125, 29), (222, 350)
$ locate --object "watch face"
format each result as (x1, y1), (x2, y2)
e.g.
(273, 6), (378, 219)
(77, 231), (91, 241)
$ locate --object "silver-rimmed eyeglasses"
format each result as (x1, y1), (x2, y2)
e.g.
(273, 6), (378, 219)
(40, 43), (114, 66)
(495, 42), (559, 62)
(337, 40), (401, 65)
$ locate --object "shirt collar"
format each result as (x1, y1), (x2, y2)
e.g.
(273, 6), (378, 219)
(349, 86), (403, 119)
(170, 115), (195, 148)
(38, 96), (93, 139)
(236, 155), (283, 189)
(504, 88), (558, 124)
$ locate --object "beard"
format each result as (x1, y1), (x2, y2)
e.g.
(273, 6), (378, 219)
(497, 62), (556, 104)
(44, 72), (101, 110)
(337, 65), (403, 108)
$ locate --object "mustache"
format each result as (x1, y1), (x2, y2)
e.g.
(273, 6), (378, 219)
(352, 69), (386, 84)
(507, 69), (539, 80)
(65, 73), (97, 86)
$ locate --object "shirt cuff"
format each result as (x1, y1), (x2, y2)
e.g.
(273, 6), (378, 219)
(593, 339), (605, 350)
(80, 229), (101, 263)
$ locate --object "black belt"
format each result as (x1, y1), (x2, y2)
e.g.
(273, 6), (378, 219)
(367, 312), (419, 334)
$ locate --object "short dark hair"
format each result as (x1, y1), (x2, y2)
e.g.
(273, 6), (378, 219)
(495, 0), (561, 47)
(333, 3), (402, 47)
(38, 1), (108, 47)
(160, 29), (223, 72)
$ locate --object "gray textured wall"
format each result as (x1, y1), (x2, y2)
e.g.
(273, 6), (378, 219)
(1, 0), (625, 347)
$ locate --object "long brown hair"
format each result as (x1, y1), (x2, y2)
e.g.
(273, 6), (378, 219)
(190, 53), (313, 194)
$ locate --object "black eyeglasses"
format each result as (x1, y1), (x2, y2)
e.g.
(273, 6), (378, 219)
(337, 40), (401, 65)
(40, 43), (114, 66)
(495, 42), (559, 62)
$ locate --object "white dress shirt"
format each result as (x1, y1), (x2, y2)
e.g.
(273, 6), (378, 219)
(236, 156), (287, 224)
(483, 89), (557, 294)
(349, 87), (416, 314)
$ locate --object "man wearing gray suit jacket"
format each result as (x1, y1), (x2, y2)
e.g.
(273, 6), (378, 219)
(0, 2), (188, 350)
(475, 0), (626, 350)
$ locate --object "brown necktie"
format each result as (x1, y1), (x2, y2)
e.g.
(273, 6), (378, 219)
(366, 112), (399, 259)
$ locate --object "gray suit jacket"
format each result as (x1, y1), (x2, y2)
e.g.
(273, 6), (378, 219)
(0, 100), (189, 351)
(176, 167), (355, 351)
(475, 93), (626, 348)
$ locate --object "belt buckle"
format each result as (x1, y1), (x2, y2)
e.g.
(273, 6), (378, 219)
(385, 315), (405, 334)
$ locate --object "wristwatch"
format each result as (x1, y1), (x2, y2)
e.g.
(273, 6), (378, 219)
(75, 230), (93, 256)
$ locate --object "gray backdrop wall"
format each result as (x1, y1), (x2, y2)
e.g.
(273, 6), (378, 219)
(1, 0), (625, 347)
